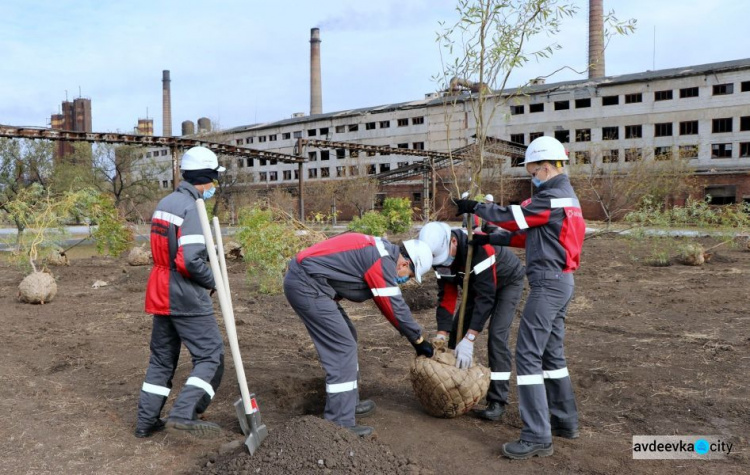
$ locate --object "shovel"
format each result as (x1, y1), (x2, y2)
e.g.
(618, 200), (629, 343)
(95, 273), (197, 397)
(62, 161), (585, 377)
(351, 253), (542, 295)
(195, 199), (268, 454)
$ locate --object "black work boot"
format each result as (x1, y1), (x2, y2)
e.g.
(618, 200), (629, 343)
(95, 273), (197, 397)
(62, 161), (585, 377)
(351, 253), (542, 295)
(347, 425), (374, 437)
(552, 426), (580, 439)
(474, 401), (505, 421)
(355, 399), (376, 417)
(501, 439), (554, 460)
(134, 418), (166, 438)
(166, 417), (221, 439)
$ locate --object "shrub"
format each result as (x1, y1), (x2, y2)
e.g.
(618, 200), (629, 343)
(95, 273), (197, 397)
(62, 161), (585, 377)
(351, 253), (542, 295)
(382, 197), (413, 234)
(348, 210), (388, 236)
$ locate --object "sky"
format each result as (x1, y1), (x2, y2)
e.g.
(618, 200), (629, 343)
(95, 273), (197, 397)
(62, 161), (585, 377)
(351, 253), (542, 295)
(2, 0), (748, 134)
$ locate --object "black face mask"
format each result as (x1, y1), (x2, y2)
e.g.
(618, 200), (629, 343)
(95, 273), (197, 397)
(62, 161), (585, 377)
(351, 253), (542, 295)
(182, 169), (219, 185)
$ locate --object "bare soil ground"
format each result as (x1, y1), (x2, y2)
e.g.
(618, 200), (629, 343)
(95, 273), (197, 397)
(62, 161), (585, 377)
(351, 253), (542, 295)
(1, 235), (748, 474)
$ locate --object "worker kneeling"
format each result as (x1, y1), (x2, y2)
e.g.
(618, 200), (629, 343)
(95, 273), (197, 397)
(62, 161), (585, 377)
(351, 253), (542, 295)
(283, 234), (434, 437)
(419, 222), (525, 421)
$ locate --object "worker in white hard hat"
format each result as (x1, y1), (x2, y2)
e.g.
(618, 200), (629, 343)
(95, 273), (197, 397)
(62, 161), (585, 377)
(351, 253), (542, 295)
(418, 222), (524, 422)
(283, 234), (434, 437)
(137, 146), (227, 439)
(454, 135), (585, 460)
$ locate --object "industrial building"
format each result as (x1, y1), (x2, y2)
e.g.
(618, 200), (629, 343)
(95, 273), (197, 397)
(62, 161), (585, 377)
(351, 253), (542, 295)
(50, 97), (92, 162)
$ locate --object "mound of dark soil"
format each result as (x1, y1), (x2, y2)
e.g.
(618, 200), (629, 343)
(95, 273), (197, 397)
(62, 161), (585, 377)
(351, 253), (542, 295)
(194, 415), (431, 475)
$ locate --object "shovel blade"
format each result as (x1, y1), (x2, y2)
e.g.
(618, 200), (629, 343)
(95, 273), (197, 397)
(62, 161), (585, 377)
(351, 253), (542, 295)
(234, 396), (268, 455)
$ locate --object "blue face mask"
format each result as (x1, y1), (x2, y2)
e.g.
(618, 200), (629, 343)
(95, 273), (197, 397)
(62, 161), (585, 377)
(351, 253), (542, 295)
(442, 255), (455, 267)
(395, 275), (410, 284)
(202, 186), (216, 200)
(531, 177), (543, 188)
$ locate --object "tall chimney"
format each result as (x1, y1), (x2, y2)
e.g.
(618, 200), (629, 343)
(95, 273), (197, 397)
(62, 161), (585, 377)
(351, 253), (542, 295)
(162, 70), (172, 136)
(310, 28), (323, 115)
(588, 0), (605, 79)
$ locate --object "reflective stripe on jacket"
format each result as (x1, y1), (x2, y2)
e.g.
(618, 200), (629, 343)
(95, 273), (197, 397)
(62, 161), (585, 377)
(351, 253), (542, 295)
(145, 181), (216, 316)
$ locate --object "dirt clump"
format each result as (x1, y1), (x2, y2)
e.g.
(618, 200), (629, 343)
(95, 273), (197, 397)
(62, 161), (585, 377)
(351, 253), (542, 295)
(17, 270), (57, 304)
(194, 415), (431, 475)
(127, 244), (151, 266)
(46, 247), (70, 266)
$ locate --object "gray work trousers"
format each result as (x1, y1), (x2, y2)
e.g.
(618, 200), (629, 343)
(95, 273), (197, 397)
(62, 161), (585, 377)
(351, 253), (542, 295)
(284, 261), (359, 428)
(448, 278), (524, 405)
(515, 272), (578, 444)
(136, 314), (225, 429)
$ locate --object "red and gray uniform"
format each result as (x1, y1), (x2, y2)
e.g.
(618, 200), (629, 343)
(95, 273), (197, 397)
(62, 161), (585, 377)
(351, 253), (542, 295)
(283, 233), (424, 427)
(136, 182), (224, 431)
(434, 229), (524, 406)
(473, 173), (584, 444)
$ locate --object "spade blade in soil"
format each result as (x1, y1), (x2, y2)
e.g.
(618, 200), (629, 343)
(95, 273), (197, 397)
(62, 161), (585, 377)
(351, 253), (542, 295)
(234, 395), (268, 455)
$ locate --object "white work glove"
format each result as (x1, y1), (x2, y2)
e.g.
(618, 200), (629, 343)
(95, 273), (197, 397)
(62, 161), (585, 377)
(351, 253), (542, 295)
(454, 337), (474, 369)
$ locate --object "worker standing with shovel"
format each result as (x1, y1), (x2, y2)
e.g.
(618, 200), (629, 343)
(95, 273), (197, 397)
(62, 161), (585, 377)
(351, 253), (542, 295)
(135, 147), (226, 439)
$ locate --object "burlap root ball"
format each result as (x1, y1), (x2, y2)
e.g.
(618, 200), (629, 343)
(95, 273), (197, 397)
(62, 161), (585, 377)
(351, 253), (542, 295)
(18, 271), (58, 304)
(410, 349), (490, 418)
(224, 241), (244, 260)
(127, 245), (152, 266)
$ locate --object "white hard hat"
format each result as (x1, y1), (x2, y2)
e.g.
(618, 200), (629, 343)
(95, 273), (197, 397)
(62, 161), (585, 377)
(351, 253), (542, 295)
(180, 146), (226, 172)
(484, 194), (494, 202)
(522, 136), (568, 165)
(403, 239), (433, 284)
(418, 222), (452, 266)
(461, 191), (469, 199)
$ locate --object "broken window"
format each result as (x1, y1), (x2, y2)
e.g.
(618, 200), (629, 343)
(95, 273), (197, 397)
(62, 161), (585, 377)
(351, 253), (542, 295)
(575, 98), (591, 108)
(349, 166), (359, 176)
(397, 143), (408, 149)
(740, 142), (750, 158)
(529, 103), (544, 113)
(335, 125), (345, 133)
(712, 118), (733, 133)
(575, 129), (591, 142)
(510, 133), (524, 144)
(368, 165), (377, 175)
(236, 158), (244, 168)
(711, 143), (732, 158)
(654, 90), (673, 101)
(336, 166), (345, 177)
(554, 130), (570, 143)
(321, 167), (330, 178)
(348, 124), (358, 132)
(397, 118), (408, 127)
(350, 150), (359, 158)
(625, 93), (642, 104)
(282, 132), (291, 140)
(307, 129), (316, 137)
(602, 126), (619, 140)
(380, 121), (390, 128)
(680, 87), (699, 98)
(308, 168), (318, 178)
(308, 151), (317, 161)
(741, 116), (750, 131)
(366, 122), (376, 130)
(335, 149), (345, 159)
(602, 149), (619, 163)
(269, 171), (278, 181)
(293, 131), (302, 139)
(397, 161), (409, 168)
(712, 83), (734, 95)
(269, 134), (277, 141)
(654, 122), (673, 137)
(602, 95), (619, 106)
(283, 170), (292, 180)
(625, 125), (642, 139)
(510, 105), (524, 115)
(413, 142), (424, 150)
(575, 151), (591, 164)
(319, 127), (329, 135)
(247, 137), (254, 143)
(554, 101), (570, 110)
(259, 172), (268, 181)
(654, 146), (672, 161)
(320, 150), (330, 161)
(679, 120), (699, 135)
(380, 163), (391, 173)
(679, 145), (699, 159)
(742, 81), (750, 92)
(529, 132), (544, 141)
(704, 185), (736, 205)
(624, 148), (642, 162)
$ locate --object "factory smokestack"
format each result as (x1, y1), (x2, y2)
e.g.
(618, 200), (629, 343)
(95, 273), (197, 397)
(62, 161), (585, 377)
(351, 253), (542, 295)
(310, 28), (322, 115)
(162, 70), (172, 136)
(588, 0), (605, 78)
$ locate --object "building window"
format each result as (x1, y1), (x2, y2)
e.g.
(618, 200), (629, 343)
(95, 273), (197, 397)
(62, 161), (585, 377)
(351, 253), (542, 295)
(259, 172), (268, 181)
(236, 158), (244, 168)
(705, 185), (737, 205)
(308, 151), (317, 161)
(554, 130), (570, 143)
(349, 166), (359, 176)
(319, 127), (329, 135)
(336, 166), (345, 177)
(529, 132), (544, 141)
(321, 167), (330, 178)
(397, 143), (408, 149)
(321, 150), (330, 161)
(348, 124), (358, 132)
(368, 165), (377, 175)
(247, 158), (254, 167)
(575, 98), (591, 108)
(511, 155), (524, 167)
(161, 180), (168, 188)
(293, 131), (302, 139)
(654, 90), (673, 101)
(413, 192), (422, 203)
(742, 81), (750, 92)
(336, 149), (345, 159)
(654, 146), (672, 161)
(307, 129), (316, 137)
(235, 139), (243, 145)
(294, 169), (299, 179)
(680, 87), (699, 98)
(654, 122), (673, 137)
(713, 83), (734, 95)
(366, 122), (376, 130)
(602, 126), (619, 140)
(367, 150), (376, 157)
(602, 149), (619, 163)
(380, 163), (391, 173)
(680, 120), (699, 135)
(381, 148), (390, 156)
(741, 116), (750, 131)
(259, 136), (267, 143)
(282, 132), (291, 140)
(711, 143), (732, 158)
(413, 142), (425, 150)
(247, 137), (254, 143)
(575, 129), (591, 142)
(740, 142), (750, 158)
(412, 116), (425, 125)
(624, 125), (642, 139)
(335, 125), (345, 133)
(283, 170), (292, 180)
(269, 171), (278, 181)
(269, 134), (277, 141)
(554, 101), (570, 111)
(575, 151), (591, 164)
(380, 120), (390, 128)
(624, 148), (642, 162)
(712, 118), (733, 133)
(529, 103), (544, 113)
(397, 118), (409, 127)
(679, 145), (699, 159)
(146, 152), (151, 158)
(350, 150), (359, 158)
(308, 168), (318, 178)
(397, 161), (409, 168)
(602, 95), (619, 106)
(625, 93), (642, 104)
(510, 105), (524, 115)
(510, 133), (524, 144)
(259, 159), (267, 166)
